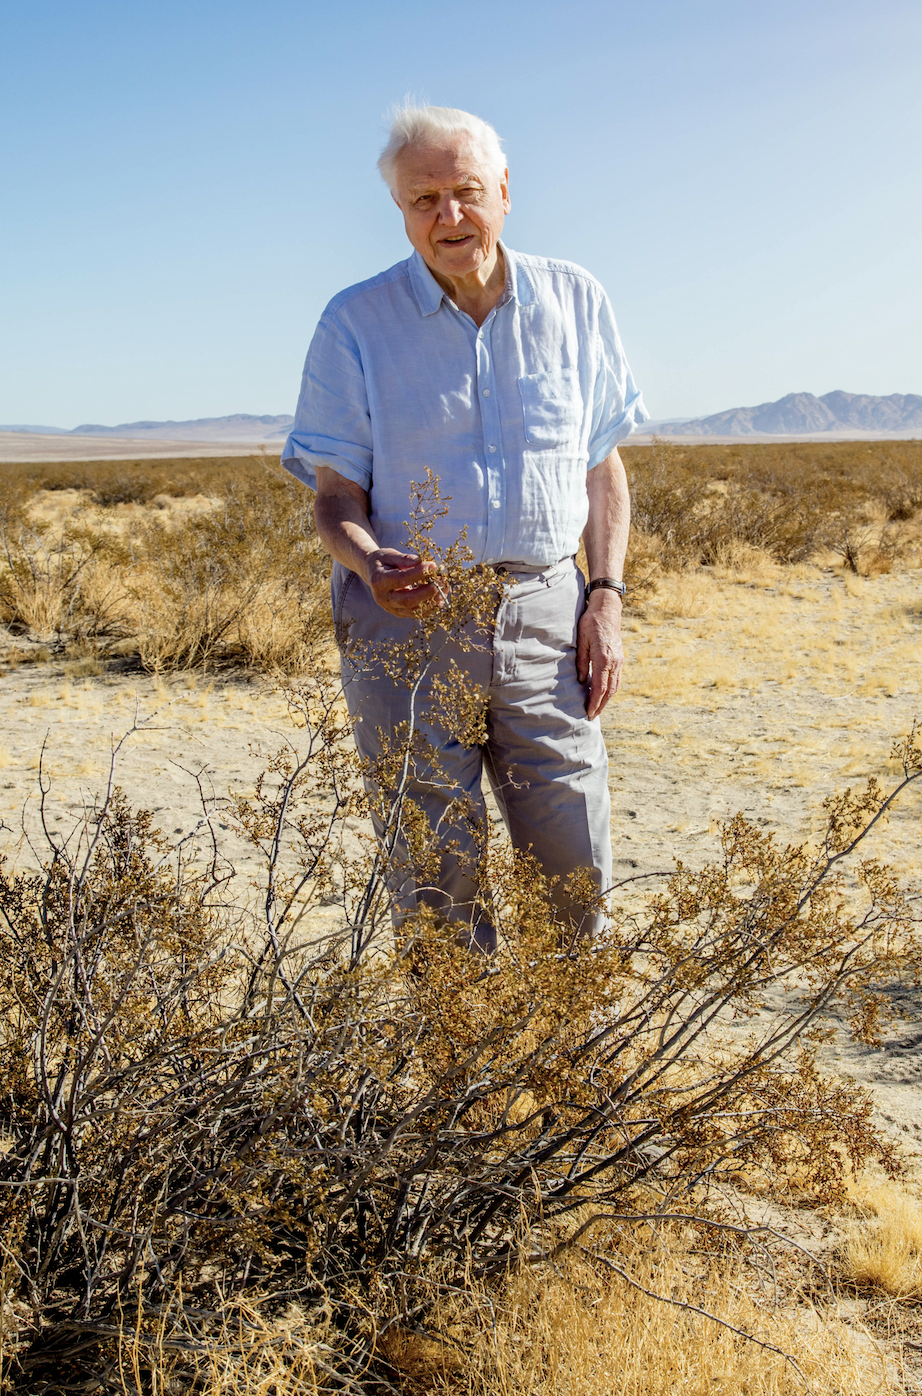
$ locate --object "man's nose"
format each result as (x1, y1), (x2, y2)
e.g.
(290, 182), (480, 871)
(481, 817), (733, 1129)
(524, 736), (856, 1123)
(436, 195), (463, 225)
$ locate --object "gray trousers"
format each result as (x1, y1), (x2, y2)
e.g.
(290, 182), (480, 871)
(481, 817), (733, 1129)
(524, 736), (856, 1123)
(334, 556), (612, 950)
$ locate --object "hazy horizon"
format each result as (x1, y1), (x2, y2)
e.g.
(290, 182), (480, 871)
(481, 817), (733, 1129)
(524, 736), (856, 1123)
(5, 389), (922, 440)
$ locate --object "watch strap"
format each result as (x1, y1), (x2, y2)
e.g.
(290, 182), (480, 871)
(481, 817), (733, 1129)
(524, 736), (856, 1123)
(586, 577), (627, 598)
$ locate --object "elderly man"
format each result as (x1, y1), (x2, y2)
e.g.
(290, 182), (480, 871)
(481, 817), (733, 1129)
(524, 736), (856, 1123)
(282, 105), (647, 950)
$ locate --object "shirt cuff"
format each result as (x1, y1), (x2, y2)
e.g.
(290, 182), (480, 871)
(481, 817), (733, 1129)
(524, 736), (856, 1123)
(280, 434), (373, 493)
(587, 391), (650, 467)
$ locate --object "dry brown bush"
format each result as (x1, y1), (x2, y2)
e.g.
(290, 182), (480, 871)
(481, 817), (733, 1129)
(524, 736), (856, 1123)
(127, 474), (331, 670)
(0, 456), (332, 672)
(0, 519), (132, 643)
(621, 438), (922, 584)
(0, 454), (275, 509)
(2, 723), (918, 1390)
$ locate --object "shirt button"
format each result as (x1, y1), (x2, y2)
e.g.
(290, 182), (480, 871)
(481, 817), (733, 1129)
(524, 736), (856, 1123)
(482, 388), (491, 397)
(488, 444), (497, 453)
(491, 500), (501, 509)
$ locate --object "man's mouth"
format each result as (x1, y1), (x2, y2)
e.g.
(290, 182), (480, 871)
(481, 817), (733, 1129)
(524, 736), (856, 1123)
(440, 234), (474, 246)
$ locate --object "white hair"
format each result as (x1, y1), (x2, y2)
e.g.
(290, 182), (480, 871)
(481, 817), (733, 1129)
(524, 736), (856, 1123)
(378, 103), (507, 192)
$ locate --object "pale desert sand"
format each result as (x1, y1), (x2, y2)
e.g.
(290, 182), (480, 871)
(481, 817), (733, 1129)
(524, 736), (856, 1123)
(2, 563), (920, 1161)
(0, 431), (284, 462)
(610, 564), (922, 1168)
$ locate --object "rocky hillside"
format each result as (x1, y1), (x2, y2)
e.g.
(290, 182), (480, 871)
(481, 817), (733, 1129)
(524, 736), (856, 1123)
(664, 391), (922, 437)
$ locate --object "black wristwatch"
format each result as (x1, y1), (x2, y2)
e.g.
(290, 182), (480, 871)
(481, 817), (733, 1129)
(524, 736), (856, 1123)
(586, 577), (627, 598)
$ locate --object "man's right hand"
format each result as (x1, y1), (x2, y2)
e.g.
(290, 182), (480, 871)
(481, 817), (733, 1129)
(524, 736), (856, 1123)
(313, 467), (442, 616)
(367, 549), (442, 616)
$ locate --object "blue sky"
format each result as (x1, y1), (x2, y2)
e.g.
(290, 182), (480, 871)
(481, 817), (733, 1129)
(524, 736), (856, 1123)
(2, 0), (920, 426)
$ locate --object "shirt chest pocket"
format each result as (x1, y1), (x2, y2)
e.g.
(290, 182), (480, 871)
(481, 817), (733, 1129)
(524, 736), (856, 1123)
(518, 370), (582, 450)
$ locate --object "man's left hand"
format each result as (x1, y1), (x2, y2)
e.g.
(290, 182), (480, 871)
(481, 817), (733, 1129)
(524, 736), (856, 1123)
(577, 590), (624, 719)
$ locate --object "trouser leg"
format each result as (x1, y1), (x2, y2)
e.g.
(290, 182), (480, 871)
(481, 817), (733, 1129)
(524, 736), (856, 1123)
(333, 557), (612, 949)
(484, 560), (612, 937)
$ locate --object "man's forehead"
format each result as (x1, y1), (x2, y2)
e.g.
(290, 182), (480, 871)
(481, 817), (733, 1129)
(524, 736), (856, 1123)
(397, 140), (495, 191)
(404, 167), (487, 193)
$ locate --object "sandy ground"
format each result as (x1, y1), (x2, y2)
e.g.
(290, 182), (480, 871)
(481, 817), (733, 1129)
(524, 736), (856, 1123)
(2, 562), (920, 1162)
(609, 564), (921, 884)
(607, 563), (922, 1171)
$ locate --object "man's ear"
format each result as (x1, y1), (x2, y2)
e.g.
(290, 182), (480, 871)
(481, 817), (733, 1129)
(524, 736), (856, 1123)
(390, 189), (401, 208)
(501, 167), (511, 213)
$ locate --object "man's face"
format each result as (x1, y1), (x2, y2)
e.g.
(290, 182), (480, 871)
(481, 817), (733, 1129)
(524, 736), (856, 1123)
(392, 136), (510, 283)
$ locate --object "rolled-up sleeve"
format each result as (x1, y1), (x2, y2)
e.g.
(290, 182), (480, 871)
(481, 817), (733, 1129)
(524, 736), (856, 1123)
(281, 313), (373, 492)
(587, 290), (649, 468)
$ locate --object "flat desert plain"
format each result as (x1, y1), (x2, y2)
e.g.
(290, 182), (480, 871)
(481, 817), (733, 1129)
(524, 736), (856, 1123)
(2, 557), (920, 1157)
(0, 430), (284, 462)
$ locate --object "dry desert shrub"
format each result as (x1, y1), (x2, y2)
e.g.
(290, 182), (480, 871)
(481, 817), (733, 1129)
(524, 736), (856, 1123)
(1, 484), (920, 1391)
(0, 457), (332, 672)
(128, 472), (331, 670)
(0, 453), (274, 509)
(2, 734), (918, 1391)
(623, 439), (822, 577)
(0, 517), (132, 644)
(621, 438), (922, 583)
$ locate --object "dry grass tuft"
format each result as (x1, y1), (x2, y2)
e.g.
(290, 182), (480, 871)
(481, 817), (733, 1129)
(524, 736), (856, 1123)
(110, 1240), (893, 1396)
(110, 1294), (331, 1396)
(843, 1176), (922, 1298)
(441, 1245), (891, 1396)
(639, 569), (716, 620)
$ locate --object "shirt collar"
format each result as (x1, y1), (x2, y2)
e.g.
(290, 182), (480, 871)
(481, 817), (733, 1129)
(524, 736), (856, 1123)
(408, 241), (535, 317)
(502, 244), (536, 308)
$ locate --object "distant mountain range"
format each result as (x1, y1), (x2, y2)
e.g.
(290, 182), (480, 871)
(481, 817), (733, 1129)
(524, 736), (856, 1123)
(0, 414), (294, 442)
(3, 393), (921, 444)
(650, 391), (922, 438)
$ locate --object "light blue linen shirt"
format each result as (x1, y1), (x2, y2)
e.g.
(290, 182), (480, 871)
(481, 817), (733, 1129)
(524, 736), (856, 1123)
(282, 243), (647, 567)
